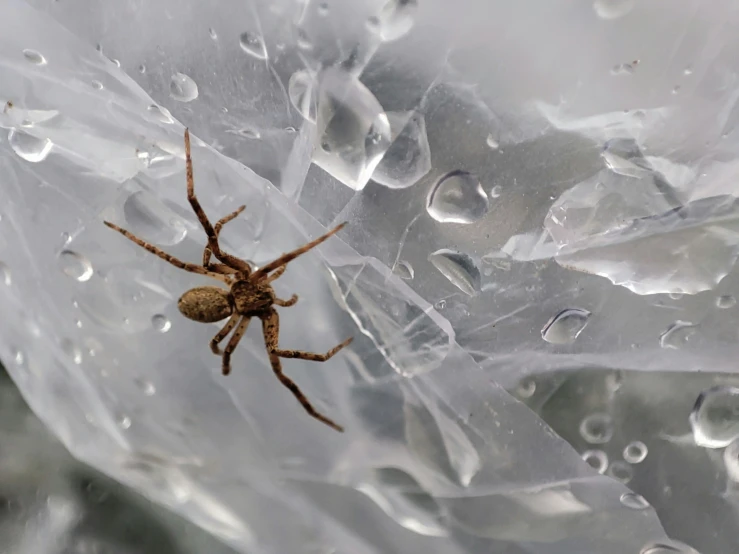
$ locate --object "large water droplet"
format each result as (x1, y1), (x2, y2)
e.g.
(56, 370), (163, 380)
(623, 440), (648, 463)
(288, 70), (317, 123)
(58, 250), (93, 282)
(428, 249), (481, 296)
(659, 320), (696, 349)
(620, 492), (650, 510)
(8, 129), (52, 162)
(313, 67), (392, 190)
(581, 449), (608, 473)
(541, 308), (591, 344)
(370, 0), (419, 42)
(690, 386), (739, 448)
(607, 460), (634, 483)
(147, 104), (174, 124)
(239, 31), (267, 60)
(716, 295), (736, 309)
(372, 111), (431, 189)
(151, 314), (171, 333)
(23, 49), (47, 65)
(123, 190), (187, 246)
(593, 0), (635, 20)
(393, 260), (414, 280)
(579, 412), (614, 444)
(427, 171), (489, 224)
(170, 72), (199, 102)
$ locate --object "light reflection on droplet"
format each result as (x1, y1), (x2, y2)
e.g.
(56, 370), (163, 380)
(151, 314), (171, 333)
(428, 249), (481, 296)
(427, 170), (489, 224)
(8, 129), (53, 163)
(58, 250), (94, 282)
(623, 440), (648, 463)
(620, 492), (650, 510)
(23, 49), (47, 65)
(541, 308), (591, 345)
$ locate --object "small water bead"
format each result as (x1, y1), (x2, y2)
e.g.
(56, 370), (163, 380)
(672, 85), (681, 95)
(119, 415), (132, 429)
(111, 58), (121, 68)
(579, 412), (614, 444)
(151, 314), (171, 333)
(690, 385), (739, 448)
(60, 339), (82, 364)
(607, 460), (634, 483)
(393, 260), (414, 280)
(659, 320), (696, 349)
(516, 378), (536, 399)
(13, 349), (24, 366)
(296, 28), (313, 51)
(620, 492), (650, 510)
(684, 66), (693, 76)
(593, 0), (635, 20)
(208, 27), (218, 40)
(489, 185), (502, 199)
(623, 440), (648, 463)
(541, 308), (591, 345)
(641, 542), (698, 554)
(435, 299), (447, 310)
(427, 170), (489, 224)
(317, 2), (330, 15)
(91, 80), (103, 90)
(486, 134), (499, 150)
(170, 72), (199, 103)
(716, 295), (736, 309)
(0, 262), (11, 286)
(23, 49), (47, 65)
(428, 249), (481, 296)
(8, 129), (52, 162)
(239, 31), (268, 60)
(136, 378), (157, 396)
(138, 64), (146, 74)
(146, 104), (174, 124)
(581, 450), (608, 474)
(58, 250), (93, 282)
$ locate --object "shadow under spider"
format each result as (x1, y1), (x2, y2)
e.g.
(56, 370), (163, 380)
(103, 129), (352, 432)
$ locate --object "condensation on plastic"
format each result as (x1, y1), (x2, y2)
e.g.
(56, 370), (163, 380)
(0, 0), (726, 553)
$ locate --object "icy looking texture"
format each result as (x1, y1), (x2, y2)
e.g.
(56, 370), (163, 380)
(2, 0), (739, 553)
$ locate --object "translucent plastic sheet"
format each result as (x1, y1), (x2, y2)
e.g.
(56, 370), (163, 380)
(0, 0), (731, 553)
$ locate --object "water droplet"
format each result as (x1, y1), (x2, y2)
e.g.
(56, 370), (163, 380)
(427, 170), (489, 224)
(317, 2), (330, 15)
(428, 249), (481, 296)
(226, 127), (261, 139)
(111, 58), (121, 68)
(579, 412), (614, 444)
(146, 104), (174, 124)
(208, 27), (218, 40)
(136, 378), (157, 396)
(659, 320), (696, 349)
(138, 64), (146, 74)
(58, 250), (93, 282)
(60, 338), (82, 364)
(13, 349), (24, 365)
(724, 439), (739, 481)
(288, 70), (317, 122)
(91, 80), (103, 90)
(716, 295), (735, 309)
(541, 308), (591, 345)
(489, 185), (502, 199)
(486, 134), (499, 149)
(607, 460), (634, 483)
(620, 492), (649, 510)
(668, 291), (684, 300)
(581, 449), (608, 473)
(0, 262), (11, 286)
(435, 299), (446, 310)
(370, 0), (419, 42)
(516, 378), (536, 399)
(169, 72), (199, 103)
(593, 0), (635, 20)
(151, 314), (171, 333)
(23, 49), (46, 65)
(119, 415), (132, 429)
(393, 260), (414, 280)
(8, 129), (52, 162)
(372, 111), (431, 189)
(623, 440), (648, 463)
(641, 543), (693, 554)
(313, 68), (392, 190)
(684, 66), (693, 76)
(239, 31), (267, 60)
(672, 85), (681, 95)
(122, 190), (187, 246)
(296, 28), (313, 51)
(690, 386), (739, 448)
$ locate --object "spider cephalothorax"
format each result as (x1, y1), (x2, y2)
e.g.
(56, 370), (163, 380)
(104, 129), (351, 432)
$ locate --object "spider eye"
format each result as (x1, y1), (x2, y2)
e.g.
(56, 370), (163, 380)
(178, 286), (232, 323)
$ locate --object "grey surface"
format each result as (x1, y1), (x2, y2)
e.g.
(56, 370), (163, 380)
(1, 0), (738, 553)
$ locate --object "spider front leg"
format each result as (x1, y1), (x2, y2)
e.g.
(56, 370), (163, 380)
(103, 222), (230, 284)
(202, 205), (247, 273)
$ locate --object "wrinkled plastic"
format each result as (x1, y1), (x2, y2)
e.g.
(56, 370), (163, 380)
(1, 0), (733, 552)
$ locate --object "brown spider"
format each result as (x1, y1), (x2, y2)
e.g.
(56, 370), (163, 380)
(103, 129), (351, 432)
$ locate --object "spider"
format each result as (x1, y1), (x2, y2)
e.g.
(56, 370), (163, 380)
(103, 129), (351, 432)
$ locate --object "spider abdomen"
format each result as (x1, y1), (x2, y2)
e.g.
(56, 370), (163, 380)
(231, 280), (275, 314)
(178, 286), (233, 323)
